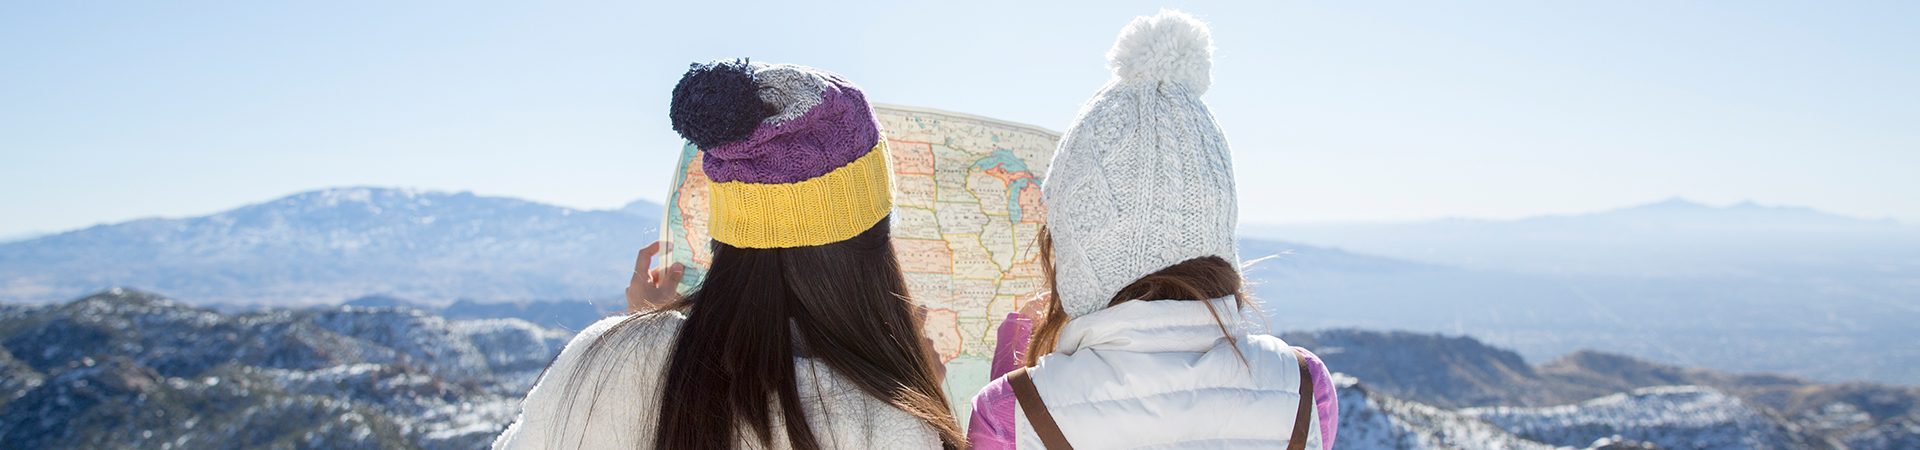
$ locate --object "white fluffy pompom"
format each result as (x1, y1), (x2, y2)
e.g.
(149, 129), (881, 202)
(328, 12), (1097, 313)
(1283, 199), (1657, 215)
(1106, 10), (1214, 93)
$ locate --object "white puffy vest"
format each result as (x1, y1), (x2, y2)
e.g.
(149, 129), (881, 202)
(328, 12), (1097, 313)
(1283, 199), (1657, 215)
(1014, 298), (1322, 449)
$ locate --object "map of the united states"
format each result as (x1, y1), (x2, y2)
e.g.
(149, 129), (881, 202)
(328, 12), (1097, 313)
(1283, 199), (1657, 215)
(661, 104), (1059, 409)
(876, 105), (1053, 365)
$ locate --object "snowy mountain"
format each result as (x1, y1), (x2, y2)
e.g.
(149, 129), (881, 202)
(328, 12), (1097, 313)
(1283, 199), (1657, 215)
(0, 187), (662, 305)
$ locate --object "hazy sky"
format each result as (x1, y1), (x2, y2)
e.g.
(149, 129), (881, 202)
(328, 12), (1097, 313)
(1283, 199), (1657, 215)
(3, 1), (1916, 237)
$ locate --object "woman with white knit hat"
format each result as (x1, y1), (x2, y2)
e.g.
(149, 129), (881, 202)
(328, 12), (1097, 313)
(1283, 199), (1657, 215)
(968, 11), (1339, 450)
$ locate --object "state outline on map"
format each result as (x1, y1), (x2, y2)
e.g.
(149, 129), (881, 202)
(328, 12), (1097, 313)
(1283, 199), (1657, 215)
(873, 105), (1053, 356)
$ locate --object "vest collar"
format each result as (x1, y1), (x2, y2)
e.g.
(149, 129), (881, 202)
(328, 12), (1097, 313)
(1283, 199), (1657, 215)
(1051, 296), (1253, 355)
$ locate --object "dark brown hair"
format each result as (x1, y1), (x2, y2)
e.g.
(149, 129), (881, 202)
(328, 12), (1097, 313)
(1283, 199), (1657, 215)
(1024, 227), (1249, 366)
(563, 218), (963, 449)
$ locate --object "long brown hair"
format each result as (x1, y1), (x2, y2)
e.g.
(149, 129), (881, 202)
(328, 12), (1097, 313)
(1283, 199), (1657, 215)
(564, 218), (964, 449)
(1024, 227), (1249, 366)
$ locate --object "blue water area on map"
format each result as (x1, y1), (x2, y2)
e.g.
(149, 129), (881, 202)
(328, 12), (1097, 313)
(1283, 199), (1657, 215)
(969, 149), (1038, 223)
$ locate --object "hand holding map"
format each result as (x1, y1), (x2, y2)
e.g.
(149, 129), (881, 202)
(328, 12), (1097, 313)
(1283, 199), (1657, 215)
(624, 241), (682, 313)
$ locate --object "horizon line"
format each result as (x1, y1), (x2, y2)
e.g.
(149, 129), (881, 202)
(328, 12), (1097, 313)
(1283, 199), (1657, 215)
(2, 185), (1907, 240)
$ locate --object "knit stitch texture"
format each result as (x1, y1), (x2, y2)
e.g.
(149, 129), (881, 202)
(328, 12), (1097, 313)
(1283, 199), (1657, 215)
(702, 64), (881, 185)
(667, 61), (893, 249)
(709, 141), (894, 249)
(1044, 10), (1241, 318)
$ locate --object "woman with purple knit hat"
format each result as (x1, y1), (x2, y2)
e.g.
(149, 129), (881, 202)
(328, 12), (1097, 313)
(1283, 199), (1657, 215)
(492, 60), (962, 450)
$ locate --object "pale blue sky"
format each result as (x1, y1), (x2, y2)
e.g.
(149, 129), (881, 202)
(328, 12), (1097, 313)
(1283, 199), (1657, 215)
(3, 1), (1916, 237)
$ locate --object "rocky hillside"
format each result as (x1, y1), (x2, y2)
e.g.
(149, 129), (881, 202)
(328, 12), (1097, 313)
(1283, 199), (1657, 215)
(1288, 330), (1920, 449)
(0, 288), (569, 449)
(1465, 386), (1828, 450)
(1333, 376), (1566, 450)
(1329, 374), (1821, 450)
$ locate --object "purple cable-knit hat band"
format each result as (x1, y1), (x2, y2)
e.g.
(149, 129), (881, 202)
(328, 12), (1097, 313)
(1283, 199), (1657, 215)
(701, 65), (880, 184)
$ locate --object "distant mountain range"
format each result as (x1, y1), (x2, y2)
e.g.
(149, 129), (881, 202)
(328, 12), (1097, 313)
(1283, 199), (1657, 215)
(0, 187), (662, 305)
(7, 289), (1914, 450)
(1, 187), (1915, 387)
(1237, 201), (1920, 386)
(1241, 197), (1919, 277)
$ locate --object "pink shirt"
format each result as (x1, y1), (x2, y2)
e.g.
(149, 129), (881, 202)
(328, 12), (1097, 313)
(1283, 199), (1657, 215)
(967, 313), (1339, 450)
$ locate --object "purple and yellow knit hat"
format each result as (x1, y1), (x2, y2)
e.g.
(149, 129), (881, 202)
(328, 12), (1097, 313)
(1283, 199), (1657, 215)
(668, 60), (891, 249)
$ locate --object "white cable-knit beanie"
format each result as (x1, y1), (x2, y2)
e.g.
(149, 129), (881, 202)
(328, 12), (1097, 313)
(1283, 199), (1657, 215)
(1044, 10), (1240, 318)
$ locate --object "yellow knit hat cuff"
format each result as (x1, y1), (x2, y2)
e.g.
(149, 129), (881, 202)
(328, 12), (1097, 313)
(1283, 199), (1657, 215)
(709, 141), (893, 249)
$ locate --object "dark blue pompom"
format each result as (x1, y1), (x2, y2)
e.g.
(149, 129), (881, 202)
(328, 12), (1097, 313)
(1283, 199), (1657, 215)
(669, 59), (771, 149)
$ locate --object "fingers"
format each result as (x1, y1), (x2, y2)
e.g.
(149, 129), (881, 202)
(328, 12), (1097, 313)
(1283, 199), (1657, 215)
(645, 264), (685, 292)
(659, 263), (684, 293)
(627, 242), (685, 314)
(1018, 291), (1051, 319)
(641, 263), (656, 292)
(635, 241), (662, 273)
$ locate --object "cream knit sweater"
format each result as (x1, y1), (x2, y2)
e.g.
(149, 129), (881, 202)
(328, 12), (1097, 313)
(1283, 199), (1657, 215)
(492, 313), (940, 450)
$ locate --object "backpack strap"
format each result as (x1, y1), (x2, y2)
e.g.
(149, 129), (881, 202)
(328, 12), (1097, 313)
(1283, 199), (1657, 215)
(1008, 367), (1075, 450)
(1290, 349), (1316, 450)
